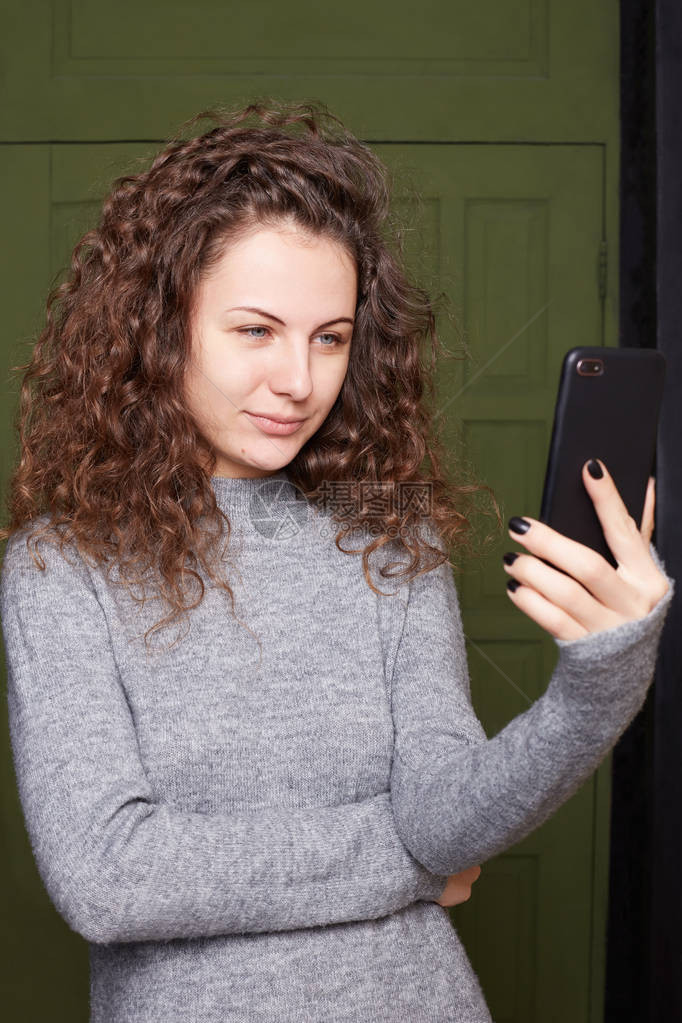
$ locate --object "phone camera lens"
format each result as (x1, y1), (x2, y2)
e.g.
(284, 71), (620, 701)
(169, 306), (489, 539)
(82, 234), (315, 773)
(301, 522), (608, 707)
(577, 358), (604, 376)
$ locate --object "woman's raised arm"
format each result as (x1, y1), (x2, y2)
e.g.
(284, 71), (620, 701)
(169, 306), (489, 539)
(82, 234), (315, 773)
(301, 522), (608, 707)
(388, 493), (674, 875)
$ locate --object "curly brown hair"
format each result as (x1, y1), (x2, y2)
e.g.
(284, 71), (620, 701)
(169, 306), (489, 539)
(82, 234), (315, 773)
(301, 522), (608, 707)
(0, 96), (502, 651)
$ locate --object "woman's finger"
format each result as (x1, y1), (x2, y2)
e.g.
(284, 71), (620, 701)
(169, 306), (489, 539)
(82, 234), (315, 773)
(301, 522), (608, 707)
(505, 515), (643, 621)
(503, 553), (625, 637)
(579, 459), (653, 574)
(436, 864), (483, 907)
(505, 575), (591, 641)
(505, 460), (662, 619)
(640, 476), (656, 545)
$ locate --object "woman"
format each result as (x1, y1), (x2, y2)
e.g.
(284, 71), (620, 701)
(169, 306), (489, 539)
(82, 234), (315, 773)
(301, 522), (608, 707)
(0, 98), (674, 1022)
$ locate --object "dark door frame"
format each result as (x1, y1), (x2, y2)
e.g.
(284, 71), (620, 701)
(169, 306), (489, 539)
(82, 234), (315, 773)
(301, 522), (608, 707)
(607, 2), (682, 1019)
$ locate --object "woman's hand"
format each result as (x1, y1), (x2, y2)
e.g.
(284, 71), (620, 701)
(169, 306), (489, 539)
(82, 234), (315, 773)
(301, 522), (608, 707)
(435, 864), (482, 907)
(502, 461), (670, 641)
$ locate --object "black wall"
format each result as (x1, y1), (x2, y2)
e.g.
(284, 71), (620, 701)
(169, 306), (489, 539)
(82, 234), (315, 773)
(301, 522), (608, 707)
(607, 2), (682, 1019)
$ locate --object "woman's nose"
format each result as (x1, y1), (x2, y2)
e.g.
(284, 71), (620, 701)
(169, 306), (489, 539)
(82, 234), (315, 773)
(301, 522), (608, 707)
(267, 339), (315, 399)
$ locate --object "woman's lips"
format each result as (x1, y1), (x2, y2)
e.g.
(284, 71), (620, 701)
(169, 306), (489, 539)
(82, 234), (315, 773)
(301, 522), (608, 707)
(244, 411), (306, 436)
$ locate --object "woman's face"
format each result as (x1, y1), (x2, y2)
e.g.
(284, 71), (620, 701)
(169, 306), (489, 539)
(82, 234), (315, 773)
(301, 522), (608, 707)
(185, 223), (357, 479)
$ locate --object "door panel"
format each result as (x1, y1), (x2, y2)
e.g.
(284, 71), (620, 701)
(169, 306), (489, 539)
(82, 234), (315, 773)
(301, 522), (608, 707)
(1, 140), (609, 1021)
(375, 143), (608, 1023)
(1, 0), (617, 143)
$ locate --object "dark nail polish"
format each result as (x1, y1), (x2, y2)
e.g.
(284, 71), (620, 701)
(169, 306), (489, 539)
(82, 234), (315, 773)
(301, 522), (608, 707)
(507, 579), (521, 592)
(503, 552), (519, 566)
(508, 517), (531, 535)
(587, 459), (603, 479)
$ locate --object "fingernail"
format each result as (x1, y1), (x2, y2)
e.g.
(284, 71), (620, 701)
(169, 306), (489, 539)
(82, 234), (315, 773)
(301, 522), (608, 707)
(587, 459), (603, 479)
(503, 552), (519, 565)
(508, 517), (531, 534)
(507, 579), (521, 592)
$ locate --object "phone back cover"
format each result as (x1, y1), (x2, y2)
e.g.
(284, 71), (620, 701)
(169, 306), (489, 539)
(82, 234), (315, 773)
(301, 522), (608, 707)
(539, 346), (665, 568)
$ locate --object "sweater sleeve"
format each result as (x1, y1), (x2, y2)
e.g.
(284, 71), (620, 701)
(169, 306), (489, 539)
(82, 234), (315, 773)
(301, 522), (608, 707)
(389, 532), (676, 875)
(0, 530), (447, 946)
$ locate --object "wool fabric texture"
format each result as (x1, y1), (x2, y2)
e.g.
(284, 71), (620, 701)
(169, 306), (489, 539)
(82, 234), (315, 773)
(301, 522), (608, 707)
(1, 468), (675, 1022)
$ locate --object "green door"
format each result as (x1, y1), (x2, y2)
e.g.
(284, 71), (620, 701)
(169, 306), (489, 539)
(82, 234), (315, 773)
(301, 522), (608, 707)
(380, 143), (609, 1023)
(1, 2), (619, 1020)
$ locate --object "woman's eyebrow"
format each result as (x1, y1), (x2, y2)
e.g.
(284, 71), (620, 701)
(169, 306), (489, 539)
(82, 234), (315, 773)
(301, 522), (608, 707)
(225, 306), (354, 330)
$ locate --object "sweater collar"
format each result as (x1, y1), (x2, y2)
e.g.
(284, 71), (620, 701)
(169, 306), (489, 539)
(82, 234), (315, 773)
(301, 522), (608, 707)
(209, 468), (303, 525)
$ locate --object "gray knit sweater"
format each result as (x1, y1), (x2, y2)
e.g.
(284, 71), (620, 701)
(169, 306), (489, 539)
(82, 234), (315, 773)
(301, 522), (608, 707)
(0, 469), (675, 1022)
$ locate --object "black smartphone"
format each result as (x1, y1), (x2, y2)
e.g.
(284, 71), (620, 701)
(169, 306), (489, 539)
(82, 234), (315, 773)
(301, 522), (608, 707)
(538, 346), (666, 569)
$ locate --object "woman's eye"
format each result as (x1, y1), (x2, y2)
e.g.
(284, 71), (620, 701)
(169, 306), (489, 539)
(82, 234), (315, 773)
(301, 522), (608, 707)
(238, 326), (344, 348)
(239, 326), (271, 339)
